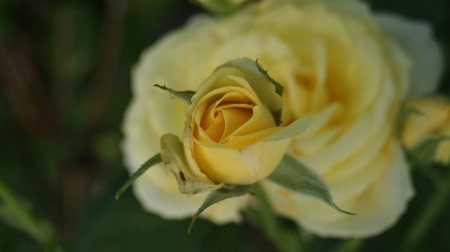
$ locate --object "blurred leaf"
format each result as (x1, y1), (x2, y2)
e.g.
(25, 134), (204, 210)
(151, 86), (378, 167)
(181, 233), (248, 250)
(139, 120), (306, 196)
(408, 136), (450, 166)
(396, 107), (423, 136)
(0, 179), (65, 252)
(0, 222), (40, 252)
(0, 179), (52, 244)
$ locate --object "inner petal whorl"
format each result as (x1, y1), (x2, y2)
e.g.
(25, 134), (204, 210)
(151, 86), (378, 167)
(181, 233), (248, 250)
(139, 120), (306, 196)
(200, 100), (254, 143)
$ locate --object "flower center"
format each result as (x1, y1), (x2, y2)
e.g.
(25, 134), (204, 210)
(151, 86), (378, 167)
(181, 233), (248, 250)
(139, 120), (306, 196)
(200, 101), (254, 143)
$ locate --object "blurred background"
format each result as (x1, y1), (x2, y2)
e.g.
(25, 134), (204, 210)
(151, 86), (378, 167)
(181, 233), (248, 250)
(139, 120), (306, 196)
(0, 0), (449, 251)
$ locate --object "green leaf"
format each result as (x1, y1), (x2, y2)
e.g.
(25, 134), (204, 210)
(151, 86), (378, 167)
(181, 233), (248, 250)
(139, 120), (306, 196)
(115, 153), (162, 200)
(188, 185), (252, 234)
(255, 59), (283, 98)
(396, 107), (423, 136)
(268, 154), (354, 215)
(255, 59), (283, 126)
(154, 84), (195, 105)
(408, 136), (450, 166)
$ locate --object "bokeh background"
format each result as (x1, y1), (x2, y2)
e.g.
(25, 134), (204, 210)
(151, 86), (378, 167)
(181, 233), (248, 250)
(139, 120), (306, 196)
(0, 0), (449, 251)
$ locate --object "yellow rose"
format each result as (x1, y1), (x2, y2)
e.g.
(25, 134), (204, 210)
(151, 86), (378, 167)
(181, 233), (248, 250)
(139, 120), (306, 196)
(401, 97), (450, 164)
(159, 58), (310, 194)
(122, 0), (442, 235)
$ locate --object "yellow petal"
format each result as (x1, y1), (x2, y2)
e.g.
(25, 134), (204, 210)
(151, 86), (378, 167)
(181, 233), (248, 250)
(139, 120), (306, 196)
(193, 137), (292, 184)
(233, 102), (276, 137)
(217, 58), (282, 112)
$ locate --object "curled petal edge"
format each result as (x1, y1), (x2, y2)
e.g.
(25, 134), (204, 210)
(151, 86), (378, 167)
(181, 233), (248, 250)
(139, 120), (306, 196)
(160, 134), (223, 196)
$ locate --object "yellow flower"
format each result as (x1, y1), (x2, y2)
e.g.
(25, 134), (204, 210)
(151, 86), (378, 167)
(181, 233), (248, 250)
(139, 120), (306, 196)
(159, 58), (310, 194)
(401, 97), (450, 164)
(122, 0), (442, 235)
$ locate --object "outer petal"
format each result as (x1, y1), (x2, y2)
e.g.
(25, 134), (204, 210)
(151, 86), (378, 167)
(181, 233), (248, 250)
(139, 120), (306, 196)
(262, 140), (414, 237)
(375, 13), (444, 97)
(192, 138), (291, 184)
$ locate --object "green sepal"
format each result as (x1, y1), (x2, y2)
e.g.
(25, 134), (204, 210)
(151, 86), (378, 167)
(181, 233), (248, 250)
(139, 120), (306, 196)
(154, 84), (195, 105)
(396, 107), (423, 136)
(408, 136), (450, 166)
(268, 154), (355, 215)
(115, 153), (162, 200)
(255, 59), (283, 126)
(188, 185), (253, 234)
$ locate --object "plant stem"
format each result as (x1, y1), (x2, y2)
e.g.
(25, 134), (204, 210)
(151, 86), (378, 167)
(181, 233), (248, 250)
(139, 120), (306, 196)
(399, 176), (450, 252)
(253, 183), (303, 252)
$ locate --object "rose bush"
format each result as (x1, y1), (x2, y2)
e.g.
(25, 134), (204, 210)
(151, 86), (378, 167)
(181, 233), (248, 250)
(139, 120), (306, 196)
(122, 0), (443, 237)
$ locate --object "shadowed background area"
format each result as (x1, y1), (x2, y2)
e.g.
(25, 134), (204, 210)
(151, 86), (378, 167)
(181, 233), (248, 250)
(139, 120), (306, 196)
(0, 0), (449, 251)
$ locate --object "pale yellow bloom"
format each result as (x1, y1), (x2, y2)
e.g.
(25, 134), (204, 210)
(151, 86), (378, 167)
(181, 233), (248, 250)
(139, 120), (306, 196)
(401, 97), (450, 163)
(122, 0), (442, 235)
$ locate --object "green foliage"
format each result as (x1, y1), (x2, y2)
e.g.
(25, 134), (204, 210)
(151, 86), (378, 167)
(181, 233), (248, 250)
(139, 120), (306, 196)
(255, 59), (284, 126)
(408, 136), (450, 167)
(0, 180), (65, 252)
(396, 107), (423, 136)
(188, 185), (252, 234)
(115, 153), (162, 200)
(154, 84), (196, 105)
(269, 154), (354, 215)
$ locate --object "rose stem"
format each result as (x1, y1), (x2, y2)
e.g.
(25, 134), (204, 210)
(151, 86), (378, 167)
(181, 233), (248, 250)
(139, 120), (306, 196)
(398, 174), (450, 252)
(252, 183), (305, 252)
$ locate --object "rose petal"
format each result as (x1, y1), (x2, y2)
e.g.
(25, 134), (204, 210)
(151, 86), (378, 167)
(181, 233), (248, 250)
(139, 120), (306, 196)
(192, 137), (292, 184)
(375, 13), (443, 97)
(262, 140), (414, 237)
